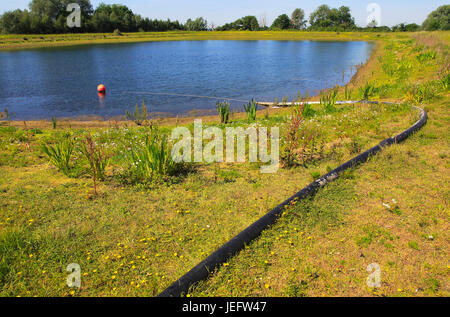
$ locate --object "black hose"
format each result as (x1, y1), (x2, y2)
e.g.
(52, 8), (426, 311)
(158, 102), (427, 297)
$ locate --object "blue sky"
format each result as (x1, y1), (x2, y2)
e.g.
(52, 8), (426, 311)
(1, 0), (448, 27)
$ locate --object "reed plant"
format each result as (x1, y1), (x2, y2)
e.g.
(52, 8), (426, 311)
(41, 139), (74, 177)
(130, 130), (178, 182)
(320, 87), (338, 113)
(216, 101), (230, 124)
(244, 99), (257, 122)
(344, 86), (353, 100)
(0, 108), (10, 121)
(359, 82), (376, 100)
(302, 103), (316, 118)
(441, 73), (449, 91)
(126, 101), (148, 126)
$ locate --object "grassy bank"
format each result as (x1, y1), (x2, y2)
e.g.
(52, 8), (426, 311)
(189, 32), (450, 297)
(0, 30), (419, 51)
(0, 31), (448, 297)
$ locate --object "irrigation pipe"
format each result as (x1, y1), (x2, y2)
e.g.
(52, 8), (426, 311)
(158, 101), (427, 297)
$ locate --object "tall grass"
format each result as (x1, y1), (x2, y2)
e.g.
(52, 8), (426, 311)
(359, 82), (376, 100)
(41, 140), (74, 177)
(216, 101), (230, 124)
(441, 73), (450, 91)
(126, 101), (148, 126)
(244, 99), (257, 122)
(406, 81), (439, 104)
(0, 108), (10, 121)
(344, 87), (353, 100)
(302, 103), (316, 118)
(0, 230), (30, 285)
(320, 87), (338, 113)
(281, 103), (305, 167)
(130, 130), (179, 182)
(80, 134), (110, 194)
(51, 117), (57, 129)
(417, 50), (437, 62)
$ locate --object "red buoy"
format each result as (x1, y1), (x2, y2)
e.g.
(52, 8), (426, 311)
(97, 84), (106, 93)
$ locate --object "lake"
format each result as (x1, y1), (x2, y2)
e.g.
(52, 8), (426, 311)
(0, 40), (374, 120)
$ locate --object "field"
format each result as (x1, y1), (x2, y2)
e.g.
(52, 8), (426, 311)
(0, 31), (448, 297)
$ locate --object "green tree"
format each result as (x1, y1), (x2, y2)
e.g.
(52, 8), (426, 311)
(29, 0), (93, 20)
(310, 5), (333, 28)
(422, 5), (450, 31)
(336, 6), (355, 28)
(291, 8), (307, 29)
(392, 23), (420, 32)
(0, 10), (28, 34)
(239, 16), (259, 31)
(91, 4), (135, 32)
(185, 17), (208, 31)
(29, 0), (59, 20)
(91, 3), (112, 32)
(309, 4), (355, 29)
(271, 14), (292, 30)
(28, 0), (93, 32)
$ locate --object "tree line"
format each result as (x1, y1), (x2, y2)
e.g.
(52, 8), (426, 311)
(0, 0), (204, 34)
(0, 1), (448, 34)
(217, 5), (448, 32)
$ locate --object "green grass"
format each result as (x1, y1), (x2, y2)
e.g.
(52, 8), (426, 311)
(244, 99), (258, 122)
(40, 139), (75, 177)
(125, 102), (149, 126)
(216, 101), (230, 124)
(186, 32), (449, 297)
(1, 30), (444, 51)
(0, 31), (448, 297)
(0, 99), (418, 297)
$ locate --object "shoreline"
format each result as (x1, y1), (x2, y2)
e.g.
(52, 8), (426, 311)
(0, 31), (389, 51)
(1, 105), (296, 129)
(0, 31), (401, 128)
